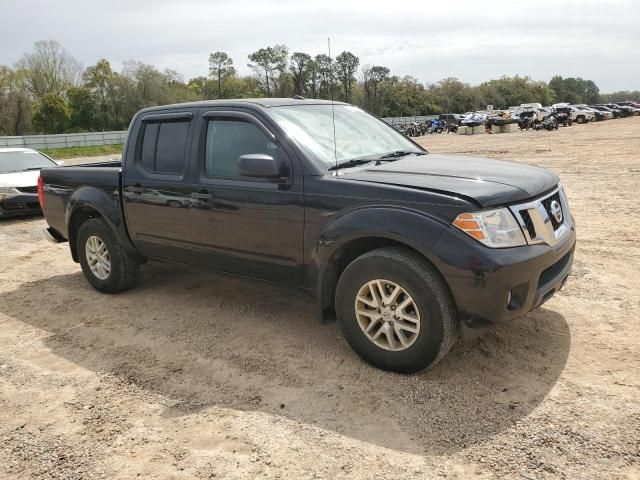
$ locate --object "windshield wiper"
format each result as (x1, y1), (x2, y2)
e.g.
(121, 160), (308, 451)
(328, 150), (426, 171)
(23, 166), (48, 171)
(377, 150), (426, 160)
(328, 158), (376, 171)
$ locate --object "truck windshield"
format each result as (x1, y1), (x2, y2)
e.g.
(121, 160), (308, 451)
(0, 151), (56, 174)
(268, 104), (423, 168)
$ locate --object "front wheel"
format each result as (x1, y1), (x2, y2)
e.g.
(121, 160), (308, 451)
(77, 218), (139, 293)
(335, 247), (458, 373)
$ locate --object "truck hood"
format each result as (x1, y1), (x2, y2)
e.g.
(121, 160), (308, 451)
(0, 170), (40, 188)
(341, 154), (559, 207)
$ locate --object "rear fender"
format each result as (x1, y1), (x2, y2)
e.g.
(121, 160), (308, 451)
(66, 187), (144, 263)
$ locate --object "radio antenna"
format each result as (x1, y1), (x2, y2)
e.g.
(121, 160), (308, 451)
(328, 37), (338, 173)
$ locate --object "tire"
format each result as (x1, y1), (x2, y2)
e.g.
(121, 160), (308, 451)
(576, 115), (585, 124)
(335, 247), (458, 373)
(77, 218), (139, 293)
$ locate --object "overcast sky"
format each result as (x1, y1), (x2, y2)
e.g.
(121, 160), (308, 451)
(2, 0), (639, 92)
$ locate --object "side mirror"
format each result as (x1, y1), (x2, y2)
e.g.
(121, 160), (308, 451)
(237, 154), (281, 179)
(55, 160), (65, 166)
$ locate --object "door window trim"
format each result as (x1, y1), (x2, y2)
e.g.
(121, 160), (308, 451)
(199, 110), (290, 185)
(134, 114), (193, 178)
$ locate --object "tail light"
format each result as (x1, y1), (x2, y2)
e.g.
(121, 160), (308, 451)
(37, 175), (45, 209)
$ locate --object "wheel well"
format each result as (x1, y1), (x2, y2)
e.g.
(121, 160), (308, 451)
(68, 207), (103, 262)
(319, 237), (432, 323)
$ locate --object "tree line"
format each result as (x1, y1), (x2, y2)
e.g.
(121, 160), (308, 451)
(1, 40), (637, 135)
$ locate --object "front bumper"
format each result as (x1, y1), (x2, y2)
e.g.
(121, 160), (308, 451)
(432, 221), (576, 328)
(0, 193), (41, 217)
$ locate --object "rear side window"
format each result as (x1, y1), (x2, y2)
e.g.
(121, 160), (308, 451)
(139, 119), (190, 175)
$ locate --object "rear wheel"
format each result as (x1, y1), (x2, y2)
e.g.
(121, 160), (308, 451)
(77, 218), (139, 293)
(335, 247), (458, 373)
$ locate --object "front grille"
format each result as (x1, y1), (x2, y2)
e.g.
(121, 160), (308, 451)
(0, 201), (39, 211)
(1, 202), (26, 210)
(16, 186), (38, 194)
(541, 191), (563, 230)
(520, 210), (536, 238)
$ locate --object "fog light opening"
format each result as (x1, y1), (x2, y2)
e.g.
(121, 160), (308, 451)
(506, 289), (513, 308)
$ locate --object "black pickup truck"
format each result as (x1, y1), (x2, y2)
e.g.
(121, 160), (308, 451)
(39, 98), (575, 373)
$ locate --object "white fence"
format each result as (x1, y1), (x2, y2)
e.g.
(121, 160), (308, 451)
(382, 115), (438, 125)
(1, 118), (438, 149)
(0, 131), (127, 149)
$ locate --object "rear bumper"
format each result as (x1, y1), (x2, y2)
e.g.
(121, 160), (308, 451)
(0, 194), (41, 217)
(432, 223), (576, 328)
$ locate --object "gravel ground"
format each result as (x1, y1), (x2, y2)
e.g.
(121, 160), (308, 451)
(0, 118), (639, 479)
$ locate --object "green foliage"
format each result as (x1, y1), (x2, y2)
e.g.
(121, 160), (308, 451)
(599, 90), (640, 103)
(426, 77), (477, 114)
(208, 52), (235, 98)
(335, 52), (359, 102)
(290, 52), (313, 96)
(248, 45), (289, 96)
(1, 39), (634, 137)
(476, 76), (555, 109)
(0, 65), (32, 135)
(40, 144), (123, 159)
(33, 94), (70, 133)
(549, 76), (599, 104)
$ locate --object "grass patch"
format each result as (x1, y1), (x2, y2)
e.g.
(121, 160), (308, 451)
(41, 144), (123, 159)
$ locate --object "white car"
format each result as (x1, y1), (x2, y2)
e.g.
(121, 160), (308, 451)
(573, 104), (613, 120)
(510, 106), (551, 122)
(0, 148), (61, 217)
(552, 103), (595, 124)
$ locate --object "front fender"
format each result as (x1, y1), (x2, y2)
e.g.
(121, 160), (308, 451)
(311, 206), (450, 320)
(313, 206), (449, 266)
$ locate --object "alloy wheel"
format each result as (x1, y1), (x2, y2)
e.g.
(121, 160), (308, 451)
(354, 279), (421, 351)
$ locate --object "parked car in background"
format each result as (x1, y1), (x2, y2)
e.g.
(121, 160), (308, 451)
(573, 105), (611, 121)
(615, 101), (640, 109)
(597, 104), (624, 118)
(604, 103), (635, 117)
(511, 106), (551, 122)
(439, 113), (465, 126)
(552, 103), (594, 124)
(590, 105), (617, 118)
(0, 148), (61, 217)
(39, 98), (575, 373)
(609, 103), (640, 116)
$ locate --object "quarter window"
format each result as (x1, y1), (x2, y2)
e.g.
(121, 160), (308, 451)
(139, 120), (190, 175)
(205, 118), (277, 178)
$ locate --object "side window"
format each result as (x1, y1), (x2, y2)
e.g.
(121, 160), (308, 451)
(205, 117), (277, 178)
(139, 119), (189, 175)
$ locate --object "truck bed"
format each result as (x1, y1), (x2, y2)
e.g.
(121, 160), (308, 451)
(39, 162), (123, 240)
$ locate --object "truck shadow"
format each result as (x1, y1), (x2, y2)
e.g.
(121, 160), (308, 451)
(0, 262), (570, 455)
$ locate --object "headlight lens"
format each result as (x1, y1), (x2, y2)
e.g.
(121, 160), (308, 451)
(453, 208), (526, 248)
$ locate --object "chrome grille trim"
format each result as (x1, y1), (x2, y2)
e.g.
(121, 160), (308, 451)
(509, 185), (572, 247)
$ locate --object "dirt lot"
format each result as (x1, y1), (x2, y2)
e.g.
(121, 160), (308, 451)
(1, 118), (639, 479)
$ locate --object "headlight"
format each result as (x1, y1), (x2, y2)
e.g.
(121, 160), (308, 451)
(453, 208), (526, 248)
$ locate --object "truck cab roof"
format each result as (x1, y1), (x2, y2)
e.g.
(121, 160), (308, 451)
(137, 98), (347, 115)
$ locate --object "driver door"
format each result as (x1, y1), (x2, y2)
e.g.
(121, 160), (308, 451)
(188, 109), (304, 285)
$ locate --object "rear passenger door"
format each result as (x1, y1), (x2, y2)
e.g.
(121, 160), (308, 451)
(122, 110), (197, 262)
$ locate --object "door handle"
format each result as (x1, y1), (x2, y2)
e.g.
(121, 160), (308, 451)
(190, 190), (212, 200)
(127, 184), (144, 194)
